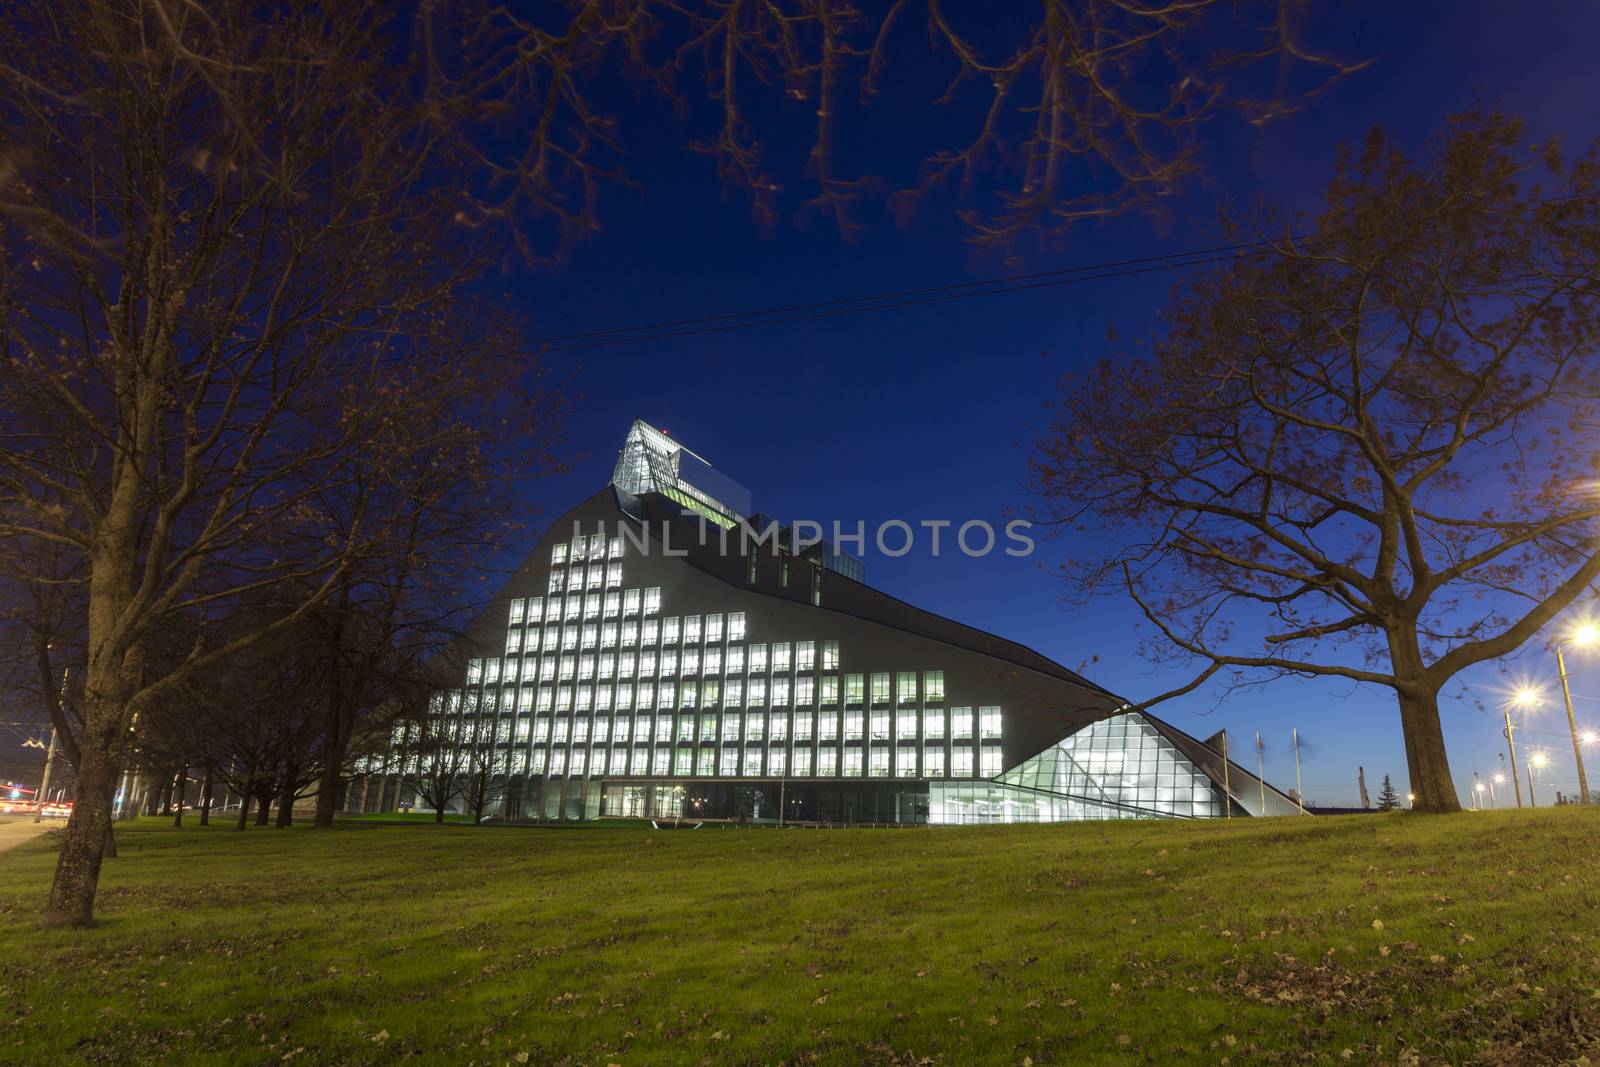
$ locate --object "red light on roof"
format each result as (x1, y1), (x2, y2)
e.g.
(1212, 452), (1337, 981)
(658, 426), (670, 436)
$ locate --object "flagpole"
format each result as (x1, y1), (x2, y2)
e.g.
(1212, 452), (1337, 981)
(1292, 728), (1305, 815)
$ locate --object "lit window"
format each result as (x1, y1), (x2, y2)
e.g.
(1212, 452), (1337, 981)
(526, 597), (544, 624)
(537, 688), (554, 713)
(530, 750), (547, 774)
(820, 675), (839, 706)
(558, 655), (575, 681)
(601, 623), (618, 648)
(642, 619), (659, 644)
(561, 625), (578, 650)
(704, 648), (722, 675)
(728, 612), (746, 641)
(746, 713), (766, 741)
(870, 710), (889, 741)
(621, 621), (639, 645)
(749, 679), (767, 707)
(702, 680), (720, 707)
(950, 707), (973, 738)
(796, 676), (814, 705)
(563, 597), (580, 621)
(542, 628), (559, 653)
(696, 749), (715, 775)
(586, 566), (603, 591)
(657, 684), (674, 710)
(720, 750), (739, 776)
(606, 564), (622, 588)
(548, 571), (564, 594)
(726, 679), (744, 706)
(683, 615), (702, 643)
(662, 617), (681, 644)
(769, 713), (789, 740)
(750, 644), (768, 672)
(952, 746), (974, 777)
(726, 646), (745, 673)
(652, 749), (670, 775)
(699, 714), (718, 742)
(870, 673), (890, 705)
(675, 750), (692, 775)
(509, 598), (526, 625)
(769, 749), (787, 776)
(818, 748), (837, 776)
(466, 660), (483, 685)
(680, 682), (696, 708)
(747, 554), (757, 584)
(624, 589), (641, 616)
(844, 749), (863, 777)
(576, 688), (592, 713)
(614, 716), (632, 742)
(845, 712), (864, 740)
(609, 749), (628, 775)
(722, 715), (741, 743)
(845, 674), (864, 707)
(619, 652), (636, 678)
(550, 751), (567, 776)
(556, 686), (572, 712)
(923, 671), (945, 704)
(822, 641), (840, 670)
(506, 628), (523, 655)
(682, 648), (700, 675)
(552, 543), (569, 565)
(812, 567), (822, 606)
(518, 685), (536, 712)
(706, 614), (724, 642)
(772, 643), (791, 672)
(644, 587), (661, 615)
(638, 682), (654, 709)
(923, 746), (945, 777)
(772, 677), (791, 706)
(980, 749), (1002, 777)
(980, 706), (1002, 739)
(660, 651), (678, 676)
(484, 659), (501, 685)
(870, 749), (890, 778)
(897, 709), (917, 739)
(534, 716), (552, 742)
(578, 655), (595, 681)
(583, 595), (600, 619)
(897, 672), (917, 705)
(922, 709), (945, 739)
(781, 559), (790, 587)
(796, 641), (815, 670)
(596, 687), (613, 712)
(794, 713), (814, 740)
(640, 651), (657, 677)
(581, 623), (597, 647)
(603, 592), (621, 618)
(615, 685), (633, 711)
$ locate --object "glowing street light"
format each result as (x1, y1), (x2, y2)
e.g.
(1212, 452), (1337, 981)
(1528, 750), (1551, 807)
(1555, 622), (1598, 804)
(1503, 688), (1540, 808)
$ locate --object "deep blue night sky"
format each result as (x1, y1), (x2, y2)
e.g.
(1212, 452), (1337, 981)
(488, 2), (1600, 807)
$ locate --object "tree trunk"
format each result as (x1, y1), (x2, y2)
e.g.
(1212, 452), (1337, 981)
(275, 772), (296, 828)
(101, 801), (118, 860)
(199, 765), (213, 827)
(1397, 687), (1460, 813)
(255, 791), (271, 826)
(172, 766), (187, 828)
(157, 775), (173, 817)
(42, 684), (126, 927)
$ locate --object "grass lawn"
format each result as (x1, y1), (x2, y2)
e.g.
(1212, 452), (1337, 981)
(3, 810), (1600, 1065)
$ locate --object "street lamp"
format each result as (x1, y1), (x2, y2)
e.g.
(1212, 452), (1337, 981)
(1554, 622), (1598, 805)
(1504, 688), (1540, 808)
(1471, 782), (1485, 810)
(1528, 750), (1551, 807)
(1490, 771), (1504, 808)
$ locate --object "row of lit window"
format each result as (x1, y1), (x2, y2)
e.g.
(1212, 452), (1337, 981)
(507, 589), (664, 626)
(407, 745), (1004, 780)
(424, 706), (1001, 744)
(452, 673), (951, 713)
(475, 649), (925, 694)
(546, 564), (624, 594)
(500, 622), (819, 661)
(550, 534), (622, 565)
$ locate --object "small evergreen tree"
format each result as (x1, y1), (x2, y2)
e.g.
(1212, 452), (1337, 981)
(1376, 775), (1401, 812)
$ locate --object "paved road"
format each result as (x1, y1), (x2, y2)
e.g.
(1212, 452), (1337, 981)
(0, 818), (56, 855)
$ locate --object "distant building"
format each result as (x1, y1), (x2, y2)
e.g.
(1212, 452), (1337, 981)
(359, 420), (1304, 823)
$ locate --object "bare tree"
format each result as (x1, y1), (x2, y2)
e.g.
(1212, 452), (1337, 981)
(1030, 114), (1600, 813)
(401, 690), (476, 825)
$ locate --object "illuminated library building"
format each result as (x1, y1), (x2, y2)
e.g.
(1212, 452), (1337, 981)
(394, 420), (1303, 824)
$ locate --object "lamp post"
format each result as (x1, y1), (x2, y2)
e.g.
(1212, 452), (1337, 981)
(1490, 771), (1503, 808)
(1554, 622), (1598, 805)
(1528, 750), (1550, 807)
(1472, 781), (1485, 810)
(1503, 688), (1540, 809)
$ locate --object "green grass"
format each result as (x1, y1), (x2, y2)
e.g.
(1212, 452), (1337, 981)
(3, 810), (1600, 1065)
